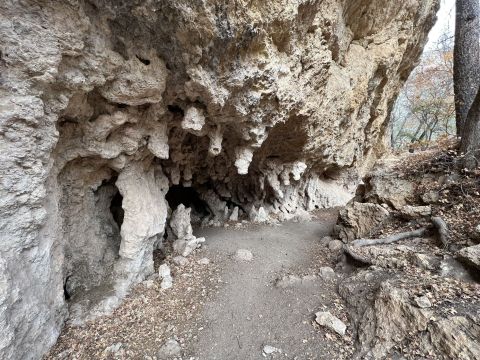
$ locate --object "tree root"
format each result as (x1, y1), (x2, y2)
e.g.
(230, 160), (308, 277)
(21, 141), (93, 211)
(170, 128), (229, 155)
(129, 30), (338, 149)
(431, 216), (449, 249)
(350, 227), (429, 247)
(343, 216), (450, 265)
(343, 244), (373, 265)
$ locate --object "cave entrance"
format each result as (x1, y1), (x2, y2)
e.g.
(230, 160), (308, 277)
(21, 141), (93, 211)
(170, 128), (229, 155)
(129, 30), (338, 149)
(60, 170), (124, 303)
(165, 185), (211, 223)
(110, 189), (124, 229)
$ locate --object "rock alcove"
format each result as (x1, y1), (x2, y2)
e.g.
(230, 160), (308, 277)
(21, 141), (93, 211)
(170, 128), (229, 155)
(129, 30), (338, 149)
(0, 0), (439, 358)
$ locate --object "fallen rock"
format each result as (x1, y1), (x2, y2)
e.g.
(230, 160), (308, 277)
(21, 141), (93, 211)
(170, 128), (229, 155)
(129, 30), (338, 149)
(315, 311), (347, 336)
(414, 295), (432, 309)
(412, 253), (439, 271)
(365, 175), (414, 209)
(173, 236), (205, 257)
(343, 279), (432, 358)
(399, 205), (432, 219)
(421, 190), (440, 204)
(328, 239), (344, 252)
(262, 345), (281, 357)
(160, 277), (173, 290)
(440, 256), (476, 283)
(170, 204), (193, 239)
(319, 236), (333, 247)
(157, 339), (181, 359)
(335, 202), (390, 241)
(172, 256), (189, 266)
(235, 249), (253, 262)
(158, 264), (171, 278)
(158, 264), (173, 290)
(456, 244), (480, 270)
(318, 267), (336, 281)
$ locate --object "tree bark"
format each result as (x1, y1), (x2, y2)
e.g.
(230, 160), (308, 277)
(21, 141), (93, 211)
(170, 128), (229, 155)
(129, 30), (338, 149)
(454, 0), (480, 135)
(460, 85), (480, 167)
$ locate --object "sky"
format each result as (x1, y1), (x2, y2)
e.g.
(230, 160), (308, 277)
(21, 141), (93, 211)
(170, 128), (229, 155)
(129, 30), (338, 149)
(426, 0), (455, 49)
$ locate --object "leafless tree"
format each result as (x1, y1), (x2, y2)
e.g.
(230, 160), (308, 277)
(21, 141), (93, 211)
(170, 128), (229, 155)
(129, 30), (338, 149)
(454, 0), (480, 135)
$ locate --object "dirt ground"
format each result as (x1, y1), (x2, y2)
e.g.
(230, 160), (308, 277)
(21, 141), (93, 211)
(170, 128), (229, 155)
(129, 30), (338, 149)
(46, 210), (356, 360)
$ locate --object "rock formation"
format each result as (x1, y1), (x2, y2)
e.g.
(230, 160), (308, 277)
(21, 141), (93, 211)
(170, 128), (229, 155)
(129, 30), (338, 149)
(0, 0), (438, 358)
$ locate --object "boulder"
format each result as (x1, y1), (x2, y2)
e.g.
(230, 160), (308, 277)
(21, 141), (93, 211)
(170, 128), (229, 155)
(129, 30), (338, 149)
(456, 244), (480, 270)
(365, 175), (415, 209)
(335, 202), (390, 241)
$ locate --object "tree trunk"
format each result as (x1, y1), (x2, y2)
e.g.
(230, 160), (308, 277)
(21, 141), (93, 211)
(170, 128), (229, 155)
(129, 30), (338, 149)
(460, 85), (480, 167)
(454, 0), (480, 135)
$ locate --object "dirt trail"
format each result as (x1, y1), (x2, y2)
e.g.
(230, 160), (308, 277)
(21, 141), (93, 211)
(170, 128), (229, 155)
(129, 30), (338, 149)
(189, 211), (347, 359)
(46, 211), (355, 359)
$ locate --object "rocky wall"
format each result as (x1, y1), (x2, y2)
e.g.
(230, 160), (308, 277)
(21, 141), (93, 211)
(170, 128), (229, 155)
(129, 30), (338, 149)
(0, 0), (438, 358)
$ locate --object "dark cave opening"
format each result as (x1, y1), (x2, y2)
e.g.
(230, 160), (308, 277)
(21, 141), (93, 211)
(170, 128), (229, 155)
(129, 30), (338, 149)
(135, 54), (151, 65)
(63, 276), (72, 301)
(109, 190), (124, 228)
(165, 185), (211, 218)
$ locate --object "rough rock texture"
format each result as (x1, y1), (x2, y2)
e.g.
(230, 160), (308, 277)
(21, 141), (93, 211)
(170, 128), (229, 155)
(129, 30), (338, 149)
(339, 267), (480, 360)
(335, 202), (390, 241)
(365, 174), (415, 210)
(0, 0), (438, 358)
(457, 244), (480, 270)
(315, 311), (347, 336)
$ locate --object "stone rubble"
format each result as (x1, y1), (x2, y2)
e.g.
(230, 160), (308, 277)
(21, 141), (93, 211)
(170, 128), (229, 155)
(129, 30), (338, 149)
(262, 345), (282, 357)
(315, 311), (347, 336)
(456, 244), (480, 270)
(158, 264), (173, 290)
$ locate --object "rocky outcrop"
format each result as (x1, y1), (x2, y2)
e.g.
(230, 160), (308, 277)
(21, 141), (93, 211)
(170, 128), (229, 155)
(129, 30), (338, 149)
(457, 244), (480, 270)
(339, 268), (480, 359)
(335, 202), (390, 241)
(0, 0), (438, 358)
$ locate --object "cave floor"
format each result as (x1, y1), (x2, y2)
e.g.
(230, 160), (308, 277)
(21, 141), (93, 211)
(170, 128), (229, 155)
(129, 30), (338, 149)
(46, 209), (356, 360)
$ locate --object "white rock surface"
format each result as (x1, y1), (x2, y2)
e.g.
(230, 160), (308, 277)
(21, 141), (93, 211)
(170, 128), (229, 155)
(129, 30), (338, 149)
(158, 264), (173, 290)
(400, 205), (432, 219)
(318, 267), (336, 281)
(158, 264), (171, 278)
(173, 236), (206, 257)
(170, 205), (193, 240)
(456, 244), (480, 270)
(235, 249), (254, 262)
(415, 295), (432, 309)
(262, 345), (281, 356)
(229, 207), (239, 222)
(315, 311), (347, 336)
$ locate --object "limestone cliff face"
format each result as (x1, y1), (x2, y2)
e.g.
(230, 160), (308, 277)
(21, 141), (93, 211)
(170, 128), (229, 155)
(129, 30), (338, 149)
(0, 0), (438, 358)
